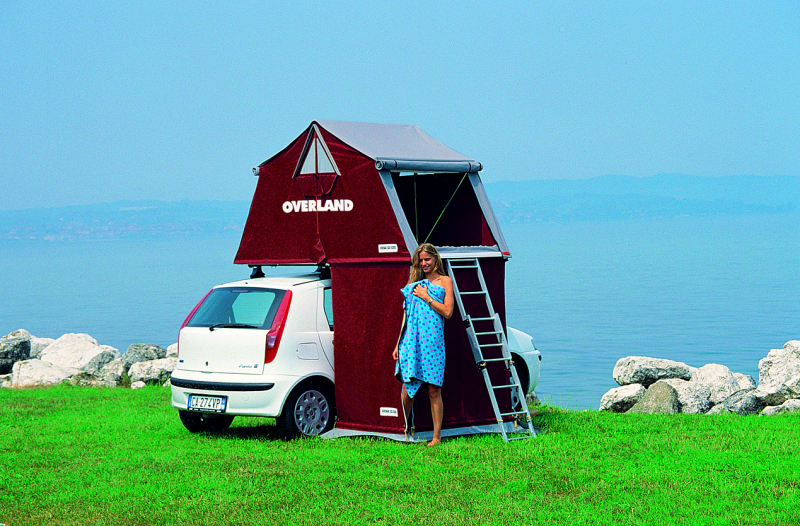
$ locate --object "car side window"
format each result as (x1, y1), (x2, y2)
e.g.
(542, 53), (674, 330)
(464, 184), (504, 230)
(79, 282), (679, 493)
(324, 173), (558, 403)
(323, 287), (333, 331)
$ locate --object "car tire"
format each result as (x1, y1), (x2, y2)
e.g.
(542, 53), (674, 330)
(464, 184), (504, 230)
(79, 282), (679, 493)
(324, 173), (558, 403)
(179, 410), (235, 433)
(278, 381), (335, 438)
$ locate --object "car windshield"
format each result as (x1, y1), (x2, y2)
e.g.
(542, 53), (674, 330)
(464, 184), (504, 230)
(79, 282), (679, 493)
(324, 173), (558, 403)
(186, 287), (285, 329)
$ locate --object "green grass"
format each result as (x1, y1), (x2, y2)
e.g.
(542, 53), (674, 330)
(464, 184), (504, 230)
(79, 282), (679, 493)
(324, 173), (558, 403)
(1, 385), (798, 526)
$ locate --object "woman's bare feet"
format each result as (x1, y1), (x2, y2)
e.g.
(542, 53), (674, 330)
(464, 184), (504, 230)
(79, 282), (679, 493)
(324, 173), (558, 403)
(426, 438), (441, 447)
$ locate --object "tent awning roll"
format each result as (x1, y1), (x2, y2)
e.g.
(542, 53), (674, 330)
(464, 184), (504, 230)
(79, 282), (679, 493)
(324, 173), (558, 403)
(375, 159), (482, 173)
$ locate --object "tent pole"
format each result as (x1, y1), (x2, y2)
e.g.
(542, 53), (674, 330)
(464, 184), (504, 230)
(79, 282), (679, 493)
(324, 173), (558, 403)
(413, 173), (419, 243)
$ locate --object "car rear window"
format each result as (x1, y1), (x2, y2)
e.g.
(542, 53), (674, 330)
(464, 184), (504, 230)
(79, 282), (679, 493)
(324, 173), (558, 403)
(186, 287), (285, 329)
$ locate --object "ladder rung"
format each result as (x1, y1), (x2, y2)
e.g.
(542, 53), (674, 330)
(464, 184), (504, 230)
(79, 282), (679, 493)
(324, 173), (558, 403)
(451, 264), (479, 269)
(491, 384), (519, 390)
(459, 291), (486, 295)
(507, 435), (534, 441)
(481, 357), (507, 363)
(479, 343), (504, 348)
(470, 317), (495, 322)
(475, 330), (503, 336)
(499, 411), (529, 417)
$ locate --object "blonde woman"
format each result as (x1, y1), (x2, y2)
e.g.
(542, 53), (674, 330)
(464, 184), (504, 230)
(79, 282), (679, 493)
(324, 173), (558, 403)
(393, 243), (454, 447)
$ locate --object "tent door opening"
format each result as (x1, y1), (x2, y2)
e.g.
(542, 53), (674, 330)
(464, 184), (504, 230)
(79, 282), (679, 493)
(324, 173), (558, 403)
(391, 172), (494, 248)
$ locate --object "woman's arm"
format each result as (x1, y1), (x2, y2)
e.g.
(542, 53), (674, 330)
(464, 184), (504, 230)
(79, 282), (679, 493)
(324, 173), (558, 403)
(392, 311), (406, 360)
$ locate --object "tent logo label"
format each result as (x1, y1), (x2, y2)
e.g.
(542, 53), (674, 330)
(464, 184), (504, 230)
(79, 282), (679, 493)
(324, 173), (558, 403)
(282, 199), (354, 213)
(378, 244), (398, 253)
(380, 407), (399, 417)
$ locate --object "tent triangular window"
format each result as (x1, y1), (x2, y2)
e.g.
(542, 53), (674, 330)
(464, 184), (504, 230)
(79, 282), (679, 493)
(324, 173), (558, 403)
(295, 125), (340, 177)
(293, 124), (341, 197)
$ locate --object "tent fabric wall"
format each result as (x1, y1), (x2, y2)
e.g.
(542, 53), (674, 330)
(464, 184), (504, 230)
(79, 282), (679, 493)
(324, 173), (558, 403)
(235, 125), (412, 265)
(329, 263), (410, 433)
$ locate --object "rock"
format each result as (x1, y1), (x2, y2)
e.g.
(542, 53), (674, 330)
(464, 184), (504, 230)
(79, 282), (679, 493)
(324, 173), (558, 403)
(1, 329), (32, 341)
(599, 384), (645, 412)
(733, 373), (757, 391)
(526, 391), (540, 407)
(613, 356), (694, 387)
(761, 399), (800, 416)
(101, 358), (126, 386)
(128, 357), (177, 385)
(0, 373), (11, 388)
(691, 364), (740, 404)
(39, 333), (120, 371)
(84, 350), (120, 376)
(11, 359), (82, 388)
(166, 343), (178, 358)
(122, 343), (167, 370)
(753, 341), (800, 406)
(1, 330), (53, 359)
(706, 404), (728, 414)
(627, 381), (681, 414)
(0, 338), (31, 374)
(722, 389), (765, 415)
(68, 371), (115, 388)
(660, 378), (713, 414)
(131, 381), (147, 390)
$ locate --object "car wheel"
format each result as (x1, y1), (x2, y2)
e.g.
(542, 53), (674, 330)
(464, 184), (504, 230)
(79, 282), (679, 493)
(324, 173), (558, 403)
(278, 382), (335, 438)
(179, 410), (235, 433)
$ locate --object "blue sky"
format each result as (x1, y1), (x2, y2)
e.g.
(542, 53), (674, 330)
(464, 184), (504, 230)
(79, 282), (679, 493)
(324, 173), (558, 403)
(1, 1), (798, 210)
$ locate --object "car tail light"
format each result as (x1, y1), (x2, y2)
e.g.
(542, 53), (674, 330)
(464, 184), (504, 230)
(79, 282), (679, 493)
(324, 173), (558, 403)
(265, 290), (293, 364)
(177, 288), (213, 357)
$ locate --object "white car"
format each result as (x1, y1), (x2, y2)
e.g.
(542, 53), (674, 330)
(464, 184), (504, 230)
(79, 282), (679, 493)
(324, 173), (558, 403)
(170, 268), (541, 437)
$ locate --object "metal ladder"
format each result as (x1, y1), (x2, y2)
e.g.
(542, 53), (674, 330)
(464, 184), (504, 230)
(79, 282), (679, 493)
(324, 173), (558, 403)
(444, 257), (536, 442)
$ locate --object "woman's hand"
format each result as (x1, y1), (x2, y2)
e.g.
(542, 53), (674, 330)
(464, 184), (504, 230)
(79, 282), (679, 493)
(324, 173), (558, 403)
(412, 284), (430, 303)
(392, 346), (399, 361)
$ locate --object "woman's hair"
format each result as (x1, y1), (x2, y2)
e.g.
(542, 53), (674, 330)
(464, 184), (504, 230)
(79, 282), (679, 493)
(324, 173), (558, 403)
(408, 243), (445, 284)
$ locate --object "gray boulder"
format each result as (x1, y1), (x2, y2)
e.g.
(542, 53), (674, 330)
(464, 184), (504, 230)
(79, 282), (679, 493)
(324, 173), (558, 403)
(166, 343), (178, 358)
(122, 344), (167, 370)
(101, 358), (126, 386)
(660, 378), (713, 414)
(0, 338), (31, 374)
(11, 359), (82, 388)
(627, 381), (681, 414)
(39, 333), (120, 371)
(733, 373), (757, 391)
(1, 330), (58, 359)
(0, 373), (11, 388)
(83, 350), (120, 376)
(722, 389), (765, 415)
(599, 383), (645, 412)
(753, 341), (800, 406)
(128, 357), (177, 385)
(706, 404), (728, 415)
(613, 356), (694, 387)
(761, 399), (800, 416)
(691, 364), (740, 404)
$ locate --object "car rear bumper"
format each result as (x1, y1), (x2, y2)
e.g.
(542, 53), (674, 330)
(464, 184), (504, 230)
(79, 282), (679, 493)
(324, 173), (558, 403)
(170, 370), (299, 417)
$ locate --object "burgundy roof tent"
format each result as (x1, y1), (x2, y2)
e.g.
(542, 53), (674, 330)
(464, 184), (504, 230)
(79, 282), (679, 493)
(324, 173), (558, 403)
(235, 120), (517, 440)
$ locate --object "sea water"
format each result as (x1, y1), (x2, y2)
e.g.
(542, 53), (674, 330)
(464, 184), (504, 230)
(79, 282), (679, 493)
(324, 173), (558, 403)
(1, 214), (798, 409)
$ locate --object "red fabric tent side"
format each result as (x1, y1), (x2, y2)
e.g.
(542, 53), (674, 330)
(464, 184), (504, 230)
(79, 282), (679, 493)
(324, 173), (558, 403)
(330, 263), (410, 433)
(235, 126), (411, 266)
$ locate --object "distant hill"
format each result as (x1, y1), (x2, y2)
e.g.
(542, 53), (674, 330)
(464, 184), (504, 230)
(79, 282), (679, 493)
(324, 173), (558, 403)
(1, 174), (798, 240)
(0, 200), (251, 241)
(484, 174), (800, 222)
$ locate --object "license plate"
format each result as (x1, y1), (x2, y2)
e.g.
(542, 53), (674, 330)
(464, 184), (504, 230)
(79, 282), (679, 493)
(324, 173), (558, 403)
(187, 394), (227, 413)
